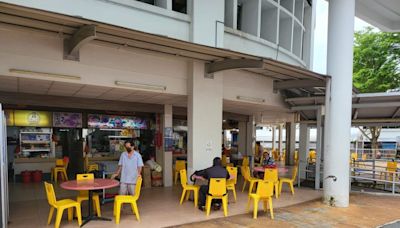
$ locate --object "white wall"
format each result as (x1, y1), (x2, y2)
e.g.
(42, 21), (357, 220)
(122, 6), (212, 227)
(0, 26), (188, 95)
(224, 30), (306, 67)
(189, 0), (225, 47)
(3, 0), (190, 41)
(222, 69), (287, 108)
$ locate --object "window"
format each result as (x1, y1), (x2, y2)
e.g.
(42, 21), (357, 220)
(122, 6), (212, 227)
(172, 0), (187, 14)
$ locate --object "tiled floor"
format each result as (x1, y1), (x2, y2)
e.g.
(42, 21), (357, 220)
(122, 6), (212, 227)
(8, 175), (322, 228)
(172, 193), (400, 228)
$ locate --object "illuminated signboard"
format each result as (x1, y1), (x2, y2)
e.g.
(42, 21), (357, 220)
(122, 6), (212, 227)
(53, 112), (83, 128)
(14, 110), (52, 127)
(88, 114), (147, 129)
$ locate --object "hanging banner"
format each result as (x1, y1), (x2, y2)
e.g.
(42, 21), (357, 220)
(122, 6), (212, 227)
(4, 110), (14, 126)
(14, 110), (52, 127)
(87, 114), (147, 129)
(53, 112), (82, 128)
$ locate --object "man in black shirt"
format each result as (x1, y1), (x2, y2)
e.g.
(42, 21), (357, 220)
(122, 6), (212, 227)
(192, 157), (230, 211)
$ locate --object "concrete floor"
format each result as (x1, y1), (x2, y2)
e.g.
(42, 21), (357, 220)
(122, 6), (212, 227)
(172, 193), (400, 228)
(8, 178), (322, 228)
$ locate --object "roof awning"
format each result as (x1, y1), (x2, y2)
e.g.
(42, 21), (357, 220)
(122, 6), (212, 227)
(287, 92), (400, 126)
(0, 2), (328, 98)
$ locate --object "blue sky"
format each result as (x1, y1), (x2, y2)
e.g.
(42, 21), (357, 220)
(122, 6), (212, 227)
(312, 0), (376, 74)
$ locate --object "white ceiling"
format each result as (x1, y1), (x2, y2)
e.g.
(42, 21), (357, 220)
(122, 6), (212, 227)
(356, 0), (400, 32)
(0, 75), (187, 107)
(0, 76), (290, 117)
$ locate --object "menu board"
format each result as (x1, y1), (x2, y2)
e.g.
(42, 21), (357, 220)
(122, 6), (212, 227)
(87, 114), (147, 129)
(14, 110), (52, 127)
(53, 112), (82, 128)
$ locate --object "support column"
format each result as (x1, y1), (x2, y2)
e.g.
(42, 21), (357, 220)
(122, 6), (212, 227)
(315, 107), (323, 190)
(272, 125), (276, 151)
(238, 121), (247, 155)
(163, 104), (173, 187)
(246, 116), (256, 168)
(324, 0), (354, 207)
(188, 0), (224, 47)
(285, 122), (296, 165)
(278, 124), (283, 160)
(187, 61), (223, 176)
(299, 123), (310, 180)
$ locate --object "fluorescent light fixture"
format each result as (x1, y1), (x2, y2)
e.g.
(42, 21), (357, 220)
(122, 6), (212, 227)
(236, 95), (265, 103)
(115, 80), (166, 91)
(9, 69), (81, 80)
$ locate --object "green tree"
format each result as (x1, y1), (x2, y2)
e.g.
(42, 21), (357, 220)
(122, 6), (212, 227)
(353, 28), (400, 159)
(353, 27), (400, 93)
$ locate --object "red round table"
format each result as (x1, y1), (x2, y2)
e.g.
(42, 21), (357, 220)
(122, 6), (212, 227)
(61, 179), (119, 226)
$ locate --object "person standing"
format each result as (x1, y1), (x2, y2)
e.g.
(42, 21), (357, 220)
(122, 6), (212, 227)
(111, 140), (144, 195)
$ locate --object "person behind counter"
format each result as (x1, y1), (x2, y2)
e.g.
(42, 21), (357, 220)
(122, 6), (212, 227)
(111, 140), (144, 196)
(192, 157), (231, 211)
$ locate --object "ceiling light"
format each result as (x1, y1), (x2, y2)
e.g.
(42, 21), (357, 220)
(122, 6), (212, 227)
(9, 69), (81, 80)
(236, 96), (265, 103)
(115, 81), (166, 91)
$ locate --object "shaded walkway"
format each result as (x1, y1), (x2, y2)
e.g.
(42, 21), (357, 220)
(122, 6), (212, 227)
(172, 193), (400, 228)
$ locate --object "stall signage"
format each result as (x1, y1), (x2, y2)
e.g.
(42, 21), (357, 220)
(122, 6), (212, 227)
(4, 110), (14, 126)
(53, 112), (82, 128)
(88, 114), (147, 129)
(14, 110), (52, 127)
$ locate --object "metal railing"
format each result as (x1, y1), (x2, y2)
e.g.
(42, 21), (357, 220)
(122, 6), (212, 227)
(351, 162), (400, 194)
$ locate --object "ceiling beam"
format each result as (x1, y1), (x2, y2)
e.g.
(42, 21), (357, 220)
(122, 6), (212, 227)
(352, 102), (400, 109)
(205, 59), (263, 76)
(274, 79), (326, 90)
(392, 107), (400, 118)
(64, 24), (96, 61)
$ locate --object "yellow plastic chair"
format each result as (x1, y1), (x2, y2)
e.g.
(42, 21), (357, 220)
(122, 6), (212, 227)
(308, 150), (316, 163)
(386, 161), (398, 181)
(205, 178), (228, 216)
(247, 180), (274, 219)
(174, 160), (186, 185)
(279, 166), (298, 195)
(263, 168), (280, 198)
(114, 176), (142, 224)
(53, 159), (69, 184)
(242, 166), (259, 194)
(294, 150), (299, 164)
(76, 174), (101, 217)
(237, 157), (249, 177)
(226, 166), (238, 202)
(44, 182), (82, 228)
(179, 169), (200, 207)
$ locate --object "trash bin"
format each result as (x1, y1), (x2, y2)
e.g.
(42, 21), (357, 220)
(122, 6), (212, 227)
(32, 170), (42, 183)
(21, 171), (32, 183)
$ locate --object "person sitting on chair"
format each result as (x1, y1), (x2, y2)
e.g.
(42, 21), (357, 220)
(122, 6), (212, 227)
(262, 152), (275, 166)
(192, 157), (230, 211)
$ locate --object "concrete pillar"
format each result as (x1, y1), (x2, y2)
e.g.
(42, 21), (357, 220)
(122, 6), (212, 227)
(299, 123), (310, 179)
(163, 104), (173, 187)
(272, 125), (276, 150)
(324, 0), (355, 207)
(315, 107), (323, 190)
(188, 0), (224, 47)
(238, 121), (247, 155)
(278, 124), (283, 158)
(246, 115), (256, 168)
(187, 61), (223, 176)
(285, 122), (296, 165)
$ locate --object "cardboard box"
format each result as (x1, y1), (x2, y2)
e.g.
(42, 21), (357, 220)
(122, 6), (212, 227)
(151, 171), (163, 187)
(142, 165), (152, 188)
